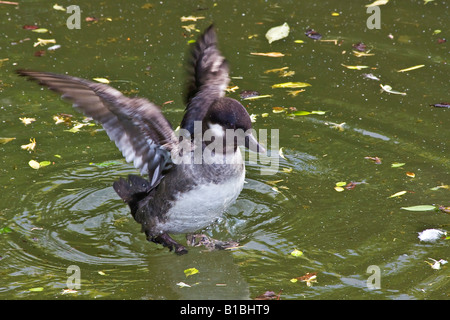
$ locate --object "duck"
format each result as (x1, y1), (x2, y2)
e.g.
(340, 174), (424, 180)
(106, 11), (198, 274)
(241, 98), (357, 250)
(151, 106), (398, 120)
(17, 25), (265, 254)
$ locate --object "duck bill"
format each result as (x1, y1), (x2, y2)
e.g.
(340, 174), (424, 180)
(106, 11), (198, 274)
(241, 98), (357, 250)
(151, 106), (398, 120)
(245, 133), (266, 154)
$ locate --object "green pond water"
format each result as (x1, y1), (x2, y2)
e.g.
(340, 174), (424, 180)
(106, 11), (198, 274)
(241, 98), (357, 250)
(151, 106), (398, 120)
(0, 0), (449, 299)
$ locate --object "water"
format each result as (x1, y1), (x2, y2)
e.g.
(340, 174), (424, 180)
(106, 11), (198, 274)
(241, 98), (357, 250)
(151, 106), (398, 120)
(0, 0), (449, 299)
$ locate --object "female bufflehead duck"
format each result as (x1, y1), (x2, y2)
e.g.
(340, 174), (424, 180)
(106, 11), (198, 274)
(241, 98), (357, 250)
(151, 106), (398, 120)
(17, 25), (264, 254)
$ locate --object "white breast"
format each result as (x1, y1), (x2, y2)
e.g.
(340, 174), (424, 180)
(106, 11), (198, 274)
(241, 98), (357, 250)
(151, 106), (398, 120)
(159, 152), (245, 234)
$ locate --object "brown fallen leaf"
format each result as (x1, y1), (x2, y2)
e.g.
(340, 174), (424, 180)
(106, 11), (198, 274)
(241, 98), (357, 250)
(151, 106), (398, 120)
(364, 156), (382, 164)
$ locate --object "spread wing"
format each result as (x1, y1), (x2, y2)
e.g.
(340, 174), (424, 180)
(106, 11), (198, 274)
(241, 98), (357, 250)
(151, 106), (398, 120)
(181, 25), (230, 135)
(17, 70), (177, 186)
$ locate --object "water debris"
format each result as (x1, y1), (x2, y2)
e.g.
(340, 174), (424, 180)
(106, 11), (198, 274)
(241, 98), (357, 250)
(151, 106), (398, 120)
(396, 64), (425, 72)
(418, 229), (447, 242)
(180, 16), (205, 22)
(291, 272), (318, 287)
(401, 205), (436, 211)
(21, 138), (36, 152)
(272, 82), (311, 89)
(33, 38), (56, 47)
(0, 137), (16, 144)
(430, 103), (450, 108)
(265, 22), (290, 44)
(341, 64), (370, 70)
(425, 258), (448, 270)
(380, 84), (406, 95)
(250, 52), (285, 57)
(19, 117), (36, 125)
(362, 73), (380, 81)
(305, 29), (322, 40)
(366, 0), (389, 7)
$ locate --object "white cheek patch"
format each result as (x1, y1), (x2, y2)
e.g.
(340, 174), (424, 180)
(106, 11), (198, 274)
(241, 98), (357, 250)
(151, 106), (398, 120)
(207, 122), (225, 138)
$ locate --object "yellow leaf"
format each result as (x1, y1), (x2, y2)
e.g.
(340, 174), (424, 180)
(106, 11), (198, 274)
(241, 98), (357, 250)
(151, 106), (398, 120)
(21, 138), (36, 151)
(31, 28), (49, 33)
(180, 16), (205, 22)
(341, 64), (369, 70)
(0, 137), (16, 144)
(396, 65), (425, 72)
(19, 117), (36, 125)
(388, 190), (407, 198)
(93, 77), (110, 84)
(53, 4), (66, 11)
(250, 52), (285, 57)
(184, 267), (199, 277)
(243, 94), (273, 100)
(271, 82), (311, 89)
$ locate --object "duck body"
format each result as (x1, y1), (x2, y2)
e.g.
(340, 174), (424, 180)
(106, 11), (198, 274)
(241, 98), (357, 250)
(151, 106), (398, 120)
(17, 25), (264, 254)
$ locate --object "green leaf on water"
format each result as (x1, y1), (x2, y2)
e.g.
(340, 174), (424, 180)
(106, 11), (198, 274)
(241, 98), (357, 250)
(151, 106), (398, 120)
(29, 287), (44, 292)
(400, 205), (437, 211)
(391, 162), (406, 168)
(290, 249), (303, 257)
(0, 227), (12, 234)
(287, 110), (326, 116)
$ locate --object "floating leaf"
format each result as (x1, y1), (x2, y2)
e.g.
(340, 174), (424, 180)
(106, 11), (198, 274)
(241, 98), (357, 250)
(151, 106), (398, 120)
(396, 64), (425, 72)
(294, 40), (305, 43)
(31, 28), (49, 33)
(287, 110), (326, 116)
(388, 190), (407, 198)
(265, 22), (290, 44)
(290, 249), (303, 257)
(366, 0), (389, 7)
(406, 171), (415, 178)
(29, 287), (44, 292)
(391, 162), (405, 168)
(244, 94), (273, 100)
(272, 82), (311, 89)
(38, 161), (52, 167)
(438, 206), (450, 214)
(180, 16), (205, 22)
(250, 52), (285, 57)
(61, 289), (78, 294)
(430, 103), (450, 109)
(21, 138), (36, 152)
(176, 282), (192, 288)
(364, 156), (382, 164)
(0, 137), (16, 145)
(380, 84), (406, 95)
(272, 107), (285, 113)
(93, 77), (110, 84)
(425, 258), (447, 270)
(400, 205), (436, 211)
(33, 38), (56, 47)
(418, 229), (447, 242)
(291, 272), (318, 287)
(341, 64), (369, 70)
(19, 117), (36, 125)
(28, 159), (52, 170)
(53, 4), (66, 11)
(305, 29), (322, 40)
(184, 267), (199, 277)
